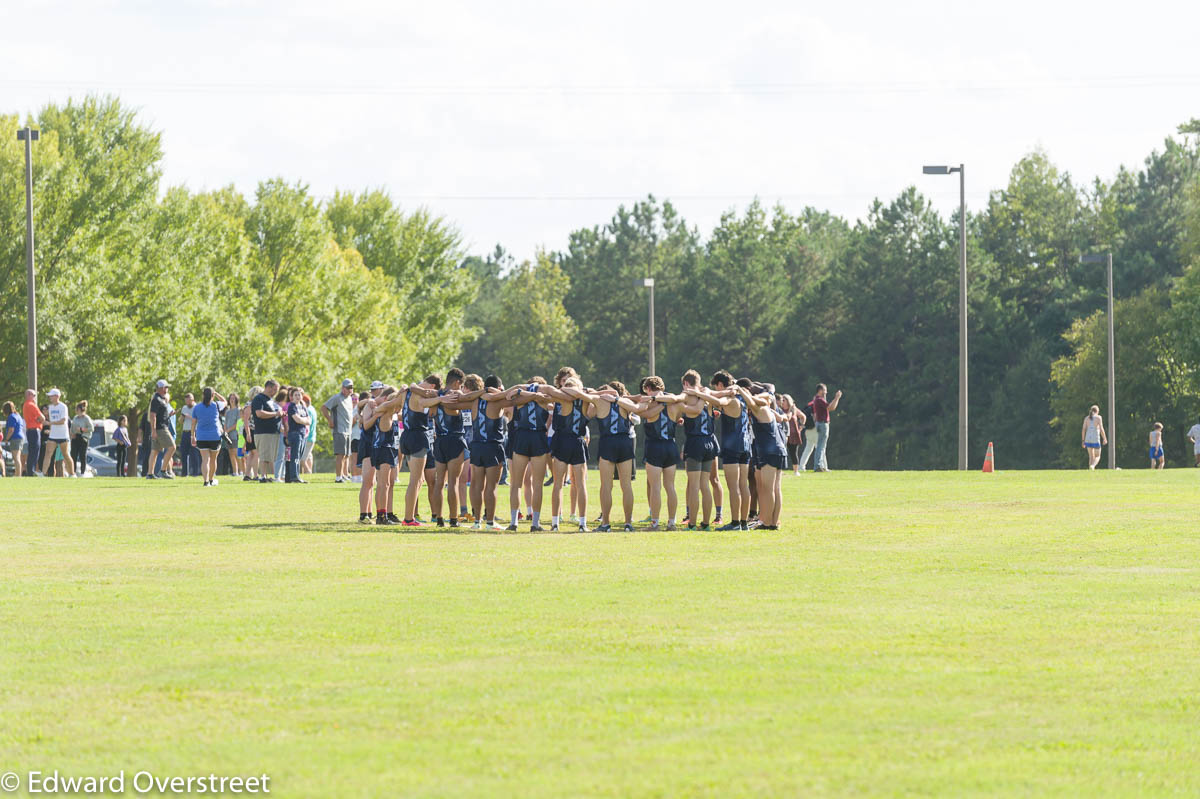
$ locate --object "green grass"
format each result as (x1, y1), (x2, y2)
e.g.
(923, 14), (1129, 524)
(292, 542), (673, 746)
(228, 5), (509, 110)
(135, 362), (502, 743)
(2, 469), (1199, 797)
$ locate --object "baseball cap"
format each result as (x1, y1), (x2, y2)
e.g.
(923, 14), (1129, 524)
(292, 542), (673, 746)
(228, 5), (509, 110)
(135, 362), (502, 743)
(156, 379), (170, 388)
(342, 379), (354, 388)
(47, 387), (61, 397)
(369, 380), (384, 390)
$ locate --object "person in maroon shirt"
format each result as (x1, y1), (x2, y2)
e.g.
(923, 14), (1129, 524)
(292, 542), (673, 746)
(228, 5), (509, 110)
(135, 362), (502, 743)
(811, 383), (842, 472)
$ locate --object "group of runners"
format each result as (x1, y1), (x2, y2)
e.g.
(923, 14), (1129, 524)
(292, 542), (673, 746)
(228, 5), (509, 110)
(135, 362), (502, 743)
(354, 367), (797, 532)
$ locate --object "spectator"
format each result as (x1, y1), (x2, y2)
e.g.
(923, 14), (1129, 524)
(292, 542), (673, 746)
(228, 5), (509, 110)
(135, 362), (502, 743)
(222, 392), (243, 477)
(191, 387), (226, 487)
(350, 391), (365, 482)
(1187, 418), (1200, 468)
(1148, 422), (1165, 470)
(178, 392), (200, 477)
(147, 380), (177, 479)
(1081, 404), (1107, 470)
(322, 379), (355, 482)
(780, 394), (805, 476)
(113, 415), (131, 477)
(273, 386), (290, 481)
(4, 400), (26, 477)
(69, 400), (95, 477)
(22, 389), (44, 477)
(241, 386), (262, 481)
(283, 386), (310, 484)
(39, 405), (54, 475)
(301, 392), (317, 474)
(251, 379), (283, 483)
(811, 383), (842, 473)
(44, 388), (74, 478)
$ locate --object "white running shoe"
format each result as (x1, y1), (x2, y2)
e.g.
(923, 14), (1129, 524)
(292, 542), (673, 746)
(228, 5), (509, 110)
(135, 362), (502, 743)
(471, 521), (482, 531)
(210, 478), (219, 487)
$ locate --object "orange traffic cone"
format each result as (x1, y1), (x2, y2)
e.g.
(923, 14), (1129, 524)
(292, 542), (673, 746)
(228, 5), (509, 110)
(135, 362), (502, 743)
(982, 442), (995, 473)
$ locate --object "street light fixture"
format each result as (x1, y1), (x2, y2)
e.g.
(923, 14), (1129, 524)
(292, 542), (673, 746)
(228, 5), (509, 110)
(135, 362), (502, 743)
(1082, 252), (1116, 469)
(17, 127), (40, 393)
(636, 277), (656, 376)
(922, 163), (967, 470)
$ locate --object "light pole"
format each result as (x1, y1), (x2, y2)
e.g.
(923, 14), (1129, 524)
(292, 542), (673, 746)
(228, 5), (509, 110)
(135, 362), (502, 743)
(637, 277), (656, 376)
(17, 127), (39, 392)
(923, 163), (967, 470)
(1082, 253), (1116, 469)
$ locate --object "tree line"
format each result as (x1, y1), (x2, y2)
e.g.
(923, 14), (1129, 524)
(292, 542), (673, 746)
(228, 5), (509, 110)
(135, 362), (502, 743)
(3, 96), (1199, 467)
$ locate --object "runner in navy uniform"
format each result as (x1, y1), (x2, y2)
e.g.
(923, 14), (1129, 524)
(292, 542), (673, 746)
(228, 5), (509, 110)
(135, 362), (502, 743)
(506, 376), (554, 531)
(687, 370), (752, 530)
(369, 387), (406, 526)
(398, 375), (444, 526)
(356, 392), (382, 524)
(427, 370), (484, 528)
(536, 376), (595, 532)
(745, 386), (790, 529)
(590, 381), (641, 532)
(469, 376), (524, 530)
(633, 376), (686, 531)
(678, 369), (718, 529)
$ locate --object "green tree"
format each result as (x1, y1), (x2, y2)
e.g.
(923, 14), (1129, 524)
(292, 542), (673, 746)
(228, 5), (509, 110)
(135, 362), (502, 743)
(488, 254), (587, 383)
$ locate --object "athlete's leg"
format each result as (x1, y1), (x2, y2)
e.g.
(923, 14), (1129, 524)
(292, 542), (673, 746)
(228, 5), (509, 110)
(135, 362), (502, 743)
(432, 460), (449, 519)
(425, 464), (438, 519)
(772, 467), (783, 525)
(358, 461), (376, 515)
(756, 466), (775, 528)
(571, 462), (588, 522)
(375, 464), (392, 516)
(529, 455), (548, 516)
(662, 464), (678, 524)
(509, 453), (530, 518)
(722, 463), (743, 521)
(748, 467), (758, 517)
(699, 465), (713, 525)
(617, 459), (634, 525)
(737, 465), (751, 520)
(445, 455), (465, 520)
(552, 458), (571, 520)
(404, 454), (428, 520)
(645, 464), (662, 522)
(598, 458), (614, 525)
(685, 469), (701, 526)
(483, 464), (502, 524)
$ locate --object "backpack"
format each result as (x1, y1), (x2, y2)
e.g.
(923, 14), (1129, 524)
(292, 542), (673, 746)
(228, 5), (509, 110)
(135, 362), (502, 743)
(803, 401), (816, 430)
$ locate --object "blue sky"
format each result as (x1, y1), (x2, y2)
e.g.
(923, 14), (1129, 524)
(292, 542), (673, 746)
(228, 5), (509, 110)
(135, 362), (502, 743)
(4, 0), (1198, 259)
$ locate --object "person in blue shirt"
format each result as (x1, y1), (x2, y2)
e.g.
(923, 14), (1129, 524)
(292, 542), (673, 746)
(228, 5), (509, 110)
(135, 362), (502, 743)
(3, 401), (26, 477)
(190, 388), (227, 487)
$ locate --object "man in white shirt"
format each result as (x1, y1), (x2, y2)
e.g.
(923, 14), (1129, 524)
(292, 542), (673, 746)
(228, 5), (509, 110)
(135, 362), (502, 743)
(44, 387), (75, 478)
(179, 393), (199, 477)
(1188, 421), (1200, 467)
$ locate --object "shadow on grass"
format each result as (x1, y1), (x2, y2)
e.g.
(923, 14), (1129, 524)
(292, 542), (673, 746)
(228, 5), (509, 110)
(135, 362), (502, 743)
(225, 522), (678, 536)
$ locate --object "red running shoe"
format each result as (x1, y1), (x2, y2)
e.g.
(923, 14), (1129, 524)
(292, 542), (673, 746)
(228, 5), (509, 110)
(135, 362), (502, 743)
(401, 519), (421, 527)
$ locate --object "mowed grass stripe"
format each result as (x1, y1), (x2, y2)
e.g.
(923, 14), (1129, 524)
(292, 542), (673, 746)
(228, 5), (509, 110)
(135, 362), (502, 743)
(2, 470), (1199, 797)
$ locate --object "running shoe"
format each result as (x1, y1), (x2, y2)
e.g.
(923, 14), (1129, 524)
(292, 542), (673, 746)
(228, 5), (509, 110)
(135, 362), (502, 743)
(530, 524), (545, 532)
(623, 523), (634, 533)
(718, 522), (741, 531)
(210, 478), (219, 487)
(436, 518), (445, 528)
(739, 522), (749, 531)
(578, 522), (589, 532)
(551, 523), (560, 532)
(358, 513), (373, 524)
(596, 524), (612, 533)
(491, 521), (506, 531)
(666, 521), (676, 531)
(388, 513), (401, 524)
(243, 475), (254, 482)
(506, 523), (519, 532)
(471, 521), (482, 531)
(402, 519), (421, 527)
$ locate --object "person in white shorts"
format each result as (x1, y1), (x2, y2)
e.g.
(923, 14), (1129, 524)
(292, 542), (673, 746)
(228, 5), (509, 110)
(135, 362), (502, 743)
(1187, 419), (1200, 467)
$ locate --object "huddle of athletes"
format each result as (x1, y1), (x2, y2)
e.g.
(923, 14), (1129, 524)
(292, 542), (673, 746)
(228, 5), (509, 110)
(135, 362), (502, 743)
(353, 366), (797, 532)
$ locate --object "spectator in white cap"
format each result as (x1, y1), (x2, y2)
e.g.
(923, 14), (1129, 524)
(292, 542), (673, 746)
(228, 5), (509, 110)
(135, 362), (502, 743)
(147, 379), (177, 479)
(44, 388), (75, 478)
(322, 378), (356, 482)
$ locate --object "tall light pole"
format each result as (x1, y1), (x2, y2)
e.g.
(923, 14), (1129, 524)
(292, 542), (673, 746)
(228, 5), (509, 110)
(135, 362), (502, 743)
(17, 127), (40, 392)
(637, 277), (656, 376)
(923, 164), (967, 470)
(1082, 253), (1116, 469)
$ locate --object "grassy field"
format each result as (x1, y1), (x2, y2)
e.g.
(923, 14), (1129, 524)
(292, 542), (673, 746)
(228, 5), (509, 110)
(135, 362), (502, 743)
(2, 468), (1199, 797)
